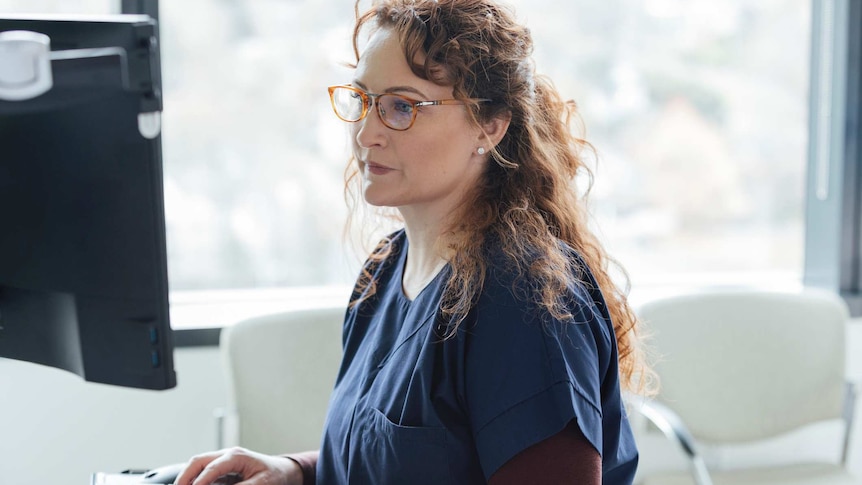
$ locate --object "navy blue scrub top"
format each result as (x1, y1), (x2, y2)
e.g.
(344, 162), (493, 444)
(317, 230), (638, 484)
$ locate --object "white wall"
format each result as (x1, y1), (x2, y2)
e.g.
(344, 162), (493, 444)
(2, 319), (861, 484)
(0, 347), (226, 484)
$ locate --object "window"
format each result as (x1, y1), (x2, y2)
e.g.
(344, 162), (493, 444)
(157, 0), (358, 291)
(513, 0), (810, 291)
(157, 0), (812, 294)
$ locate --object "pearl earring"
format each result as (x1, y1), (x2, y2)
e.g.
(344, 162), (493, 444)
(477, 147), (486, 155)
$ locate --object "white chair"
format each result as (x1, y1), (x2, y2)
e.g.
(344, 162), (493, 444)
(635, 289), (859, 485)
(218, 306), (345, 455)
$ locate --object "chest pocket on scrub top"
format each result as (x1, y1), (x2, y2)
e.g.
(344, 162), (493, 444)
(364, 406), (450, 484)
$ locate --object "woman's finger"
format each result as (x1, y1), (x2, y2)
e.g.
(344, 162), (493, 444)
(173, 450), (233, 485)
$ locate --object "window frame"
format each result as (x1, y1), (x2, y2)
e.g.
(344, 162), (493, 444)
(804, 0), (862, 316)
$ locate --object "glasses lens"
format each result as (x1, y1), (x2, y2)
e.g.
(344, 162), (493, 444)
(332, 87), (365, 121)
(378, 94), (415, 130)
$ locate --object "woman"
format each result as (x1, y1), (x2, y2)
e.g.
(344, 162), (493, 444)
(176, 0), (651, 483)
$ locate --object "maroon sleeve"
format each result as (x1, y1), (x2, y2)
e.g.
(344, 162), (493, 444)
(282, 450), (319, 485)
(487, 420), (601, 485)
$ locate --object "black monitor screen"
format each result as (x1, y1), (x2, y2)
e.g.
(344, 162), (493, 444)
(0, 14), (176, 390)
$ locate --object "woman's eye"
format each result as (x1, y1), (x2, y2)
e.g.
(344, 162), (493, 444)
(392, 98), (414, 114)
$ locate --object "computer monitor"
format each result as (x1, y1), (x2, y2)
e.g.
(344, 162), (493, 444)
(0, 14), (176, 390)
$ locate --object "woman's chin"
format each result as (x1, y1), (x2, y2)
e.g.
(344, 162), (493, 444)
(362, 189), (395, 208)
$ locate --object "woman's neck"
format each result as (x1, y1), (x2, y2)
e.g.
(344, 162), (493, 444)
(400, 216), (448, 300)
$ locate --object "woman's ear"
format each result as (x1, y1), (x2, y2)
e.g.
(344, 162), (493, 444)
(479, 111), (512, 149)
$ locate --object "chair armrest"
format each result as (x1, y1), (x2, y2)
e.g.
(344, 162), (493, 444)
(213, 406), (239, 450)
(636, 399), (714, 485)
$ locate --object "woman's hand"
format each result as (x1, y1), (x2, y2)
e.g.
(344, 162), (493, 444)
(173, 447), (303, 485)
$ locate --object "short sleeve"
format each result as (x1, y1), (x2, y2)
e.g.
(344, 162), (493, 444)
(463, 274), (613, 480)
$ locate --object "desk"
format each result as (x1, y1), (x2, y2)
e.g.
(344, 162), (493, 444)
(90, 469), (242, 485)
(91, 472), (146, 484)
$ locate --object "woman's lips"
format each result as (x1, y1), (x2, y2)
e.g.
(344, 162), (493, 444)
(365, 161), (394, 176)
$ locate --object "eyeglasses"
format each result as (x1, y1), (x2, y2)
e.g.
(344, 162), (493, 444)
(327, 84), (490, 131)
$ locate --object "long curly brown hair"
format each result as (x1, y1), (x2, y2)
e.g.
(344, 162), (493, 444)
(344, 0), (654, 394)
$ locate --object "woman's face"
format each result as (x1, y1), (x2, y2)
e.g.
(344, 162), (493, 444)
(350, 28), (486, 220)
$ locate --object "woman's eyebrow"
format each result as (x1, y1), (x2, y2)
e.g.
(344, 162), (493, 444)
(352, 79), (429, 99)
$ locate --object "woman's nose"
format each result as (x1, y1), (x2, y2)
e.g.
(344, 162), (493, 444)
(354, 103), (387, 149)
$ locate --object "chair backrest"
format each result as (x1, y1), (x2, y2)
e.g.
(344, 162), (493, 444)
(221, 306), (345, 454)
(638, 289), (849, 444)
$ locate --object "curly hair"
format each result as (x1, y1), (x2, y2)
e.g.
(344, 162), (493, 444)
(344, 0), (654, 394)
